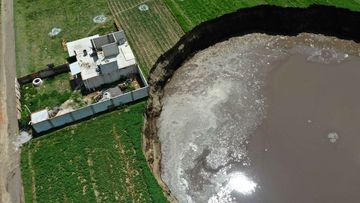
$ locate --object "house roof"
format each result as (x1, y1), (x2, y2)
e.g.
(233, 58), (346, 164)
(66, 32), (136, 81)
(66, 35), (99, 57)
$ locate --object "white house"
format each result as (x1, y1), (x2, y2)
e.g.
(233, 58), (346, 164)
(66, 31), (138, 90)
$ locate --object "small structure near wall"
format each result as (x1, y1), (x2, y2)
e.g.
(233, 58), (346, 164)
(66, 31), (138, 90)
(30, 109), (49, 124)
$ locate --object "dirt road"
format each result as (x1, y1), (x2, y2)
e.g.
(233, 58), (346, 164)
(0, 0), (24, 202)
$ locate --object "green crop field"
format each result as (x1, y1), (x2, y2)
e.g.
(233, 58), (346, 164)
(14, 0), (115, 76)
(21, 102), (167, 203)
(164, 0), (360, 31)
(107, 0), (184, 75)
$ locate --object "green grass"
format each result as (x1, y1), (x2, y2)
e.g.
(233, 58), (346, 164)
(14, 0), (116, 77)
(21, 102), (168, 203)
(19, 73), (73, 127)
(163, 0), (360, 32)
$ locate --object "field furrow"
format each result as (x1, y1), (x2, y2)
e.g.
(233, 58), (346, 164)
(117, 5), (164, 60)
(110, 0), (159, 71)
(107, 0), (184, 72)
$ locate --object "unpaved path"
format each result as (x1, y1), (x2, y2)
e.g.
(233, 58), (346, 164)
(0, 0), (24, 202)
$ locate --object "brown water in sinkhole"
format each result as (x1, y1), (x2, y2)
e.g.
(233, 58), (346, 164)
(157, 33), (360, 203)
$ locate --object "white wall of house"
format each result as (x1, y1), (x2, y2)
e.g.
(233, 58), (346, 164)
(83, 65), (138, 90)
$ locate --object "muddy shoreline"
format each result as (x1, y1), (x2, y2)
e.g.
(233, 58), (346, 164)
(142, 5), (360, 202)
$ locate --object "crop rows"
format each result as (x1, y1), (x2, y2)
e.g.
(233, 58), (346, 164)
(107, 0), (184, 75)
(21, 102), (167, 203)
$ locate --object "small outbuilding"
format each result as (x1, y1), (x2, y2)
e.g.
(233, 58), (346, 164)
(30, 109), (49, 124)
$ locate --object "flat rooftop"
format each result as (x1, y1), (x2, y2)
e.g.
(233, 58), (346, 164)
(66, 32), (136, 80)
(67, 35), (99, 57)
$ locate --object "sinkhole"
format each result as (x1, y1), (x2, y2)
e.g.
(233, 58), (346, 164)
(155, 33), (360, 203)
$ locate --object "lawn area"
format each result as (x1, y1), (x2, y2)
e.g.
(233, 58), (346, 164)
(21, 73), (72, 112)
(107, 0), (184, 75)
(19, 73), (77, 127)
(164, 0), (360, 32)
(21, 102), (167, 203)
(14, 0), (116, 77)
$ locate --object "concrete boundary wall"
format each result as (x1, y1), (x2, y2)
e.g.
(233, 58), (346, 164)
(32, 86), (149, 133)
(18, 63), (70, 85)
(32, 65), (149, 133)
(112, 92), (132, 106)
